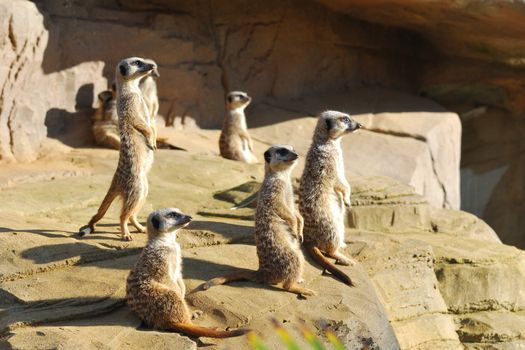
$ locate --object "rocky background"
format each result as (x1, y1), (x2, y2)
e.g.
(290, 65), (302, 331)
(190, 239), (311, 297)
(1, 0), (524, 247)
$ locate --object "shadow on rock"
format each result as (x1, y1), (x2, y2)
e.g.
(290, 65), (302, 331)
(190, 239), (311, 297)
(19, 242), (139, 270)
(0, 288), (125, 334)
(186, 220), (253, 242)
(45, 83), (96, 148)
(183, 256), (282, 295)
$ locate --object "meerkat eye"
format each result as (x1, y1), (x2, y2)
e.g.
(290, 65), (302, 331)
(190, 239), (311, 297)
(276, 149), (288, 157)
(342, 116), (350, 123)
(134, 60), (142, 66)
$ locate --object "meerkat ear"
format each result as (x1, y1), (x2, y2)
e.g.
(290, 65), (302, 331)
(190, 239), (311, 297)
(119, 63), (129, 77)
(227, 95), (234, 103)
(151, 215), (160, 230)
(264, 150), (272, 163)
(325, 118), (334, 130)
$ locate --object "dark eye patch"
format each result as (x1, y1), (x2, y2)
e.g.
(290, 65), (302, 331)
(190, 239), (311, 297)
(134, 60), (142, 66)
(276, 148), (288, 157)
(342, 116), (350, 123)
(168, 211), (179, 219)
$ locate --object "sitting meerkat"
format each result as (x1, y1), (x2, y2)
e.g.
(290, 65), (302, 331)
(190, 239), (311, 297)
(139, 59), (160, 145)
(126, 208), (249, 338)
(299, 110), (362, 286)
(92, 83), (120, 150)
(219, 91), (258, 164)
(79, 57), (157, 241)
(200, 145), (315, 298)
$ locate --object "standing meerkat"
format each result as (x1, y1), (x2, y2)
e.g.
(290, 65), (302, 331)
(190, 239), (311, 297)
(126, 208), (249, 338)
(201, 145), (315, 298)
(92, 83), (120, 150)
(299, 110), (362, 286)
(79, 57), (157, 241)
(219, 91), (258, 164)
(139, 58), (160, 146)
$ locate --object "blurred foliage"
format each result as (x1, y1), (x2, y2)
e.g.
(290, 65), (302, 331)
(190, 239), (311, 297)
(246, 319), (348, 350)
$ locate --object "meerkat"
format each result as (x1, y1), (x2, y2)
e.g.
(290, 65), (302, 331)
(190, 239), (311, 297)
(92, 83), (120, 150)
(126, 208), (249, 338)
(200, 145), (315, 298)
(299, 110), (362, 286)
(79, 57), (157, 241)
(139, 58), (160, 146)
(219, 91), (258, 164)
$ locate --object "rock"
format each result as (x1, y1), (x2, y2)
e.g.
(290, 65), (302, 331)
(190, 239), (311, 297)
(1, 148), (524, 349)
(246, 89), (461, 209)
(455, 311), (525, 343)
(0, 0), (48, 162)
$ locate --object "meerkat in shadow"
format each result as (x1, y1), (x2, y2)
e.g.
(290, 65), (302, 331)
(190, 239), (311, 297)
(299, 111), (362, 286)
(200, 145), (315, 298)
(79, 57), (157, 241)
(219, 91), (258, 164)
(139, 58), (160, 146)
(92, 83), (120, 150)
(126, 208), (250, 338)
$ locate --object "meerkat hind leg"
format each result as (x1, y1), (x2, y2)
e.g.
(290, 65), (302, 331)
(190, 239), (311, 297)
(130, 215), (146, 233)
(79, 190), (119, 236)
(120, 214), (132, 241)
(282, 280), (316, 298)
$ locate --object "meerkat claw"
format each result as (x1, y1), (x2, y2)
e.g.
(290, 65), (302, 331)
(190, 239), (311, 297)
(78, 225), (93, 237)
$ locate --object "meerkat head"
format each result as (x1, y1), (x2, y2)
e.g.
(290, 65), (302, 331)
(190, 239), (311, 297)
(226, 91), (251, 110)
(147, 208), (192, 239)
(263, 145), (298, 172)
(115, 57), (157, 85)
(318, 110), (362, 140)
(97, 90), (113, 104)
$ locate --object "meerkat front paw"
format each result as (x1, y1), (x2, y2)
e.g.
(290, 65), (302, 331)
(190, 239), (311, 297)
(122, 234), (133, 241)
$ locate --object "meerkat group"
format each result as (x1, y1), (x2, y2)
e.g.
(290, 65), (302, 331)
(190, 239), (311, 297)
(78, 56), (363, 339)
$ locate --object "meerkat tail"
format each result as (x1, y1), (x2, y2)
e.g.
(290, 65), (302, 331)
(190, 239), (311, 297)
(230, 191), (259, 210)
(201, 270), (257, 289)
(79, 188), (118, 236)
(167, 321), (250, 338)
(307, 246), (353, 286)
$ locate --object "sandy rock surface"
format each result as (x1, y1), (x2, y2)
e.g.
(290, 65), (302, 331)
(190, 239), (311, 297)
(0, 147), (523, 349)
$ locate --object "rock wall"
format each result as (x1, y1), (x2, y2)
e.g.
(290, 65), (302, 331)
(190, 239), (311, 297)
(1, 0), (423, 162)
(315, 0), (525, 249)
